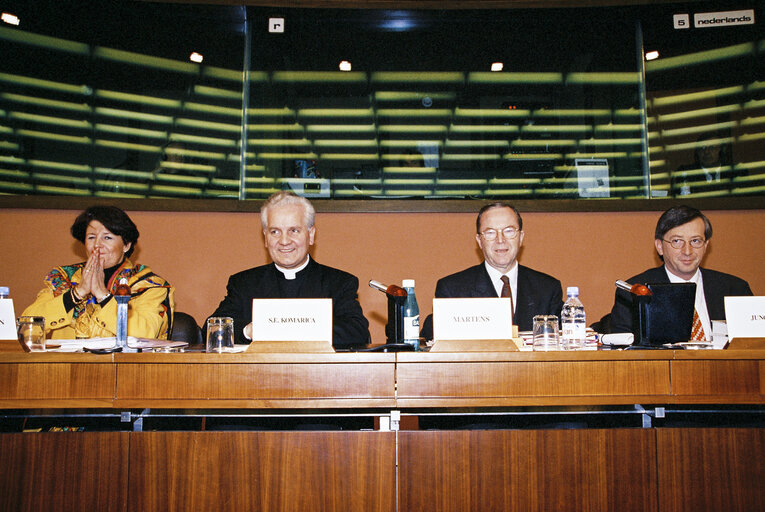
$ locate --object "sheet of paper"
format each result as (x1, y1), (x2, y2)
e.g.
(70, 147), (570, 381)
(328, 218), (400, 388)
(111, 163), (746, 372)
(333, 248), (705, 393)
(0, 299), (17, 340)
(49, 337), (187, 352)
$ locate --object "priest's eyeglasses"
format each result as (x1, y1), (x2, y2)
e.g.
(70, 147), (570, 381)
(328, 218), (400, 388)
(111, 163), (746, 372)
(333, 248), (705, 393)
(663, 237), (706, 249)
(480, 227), (520, 241)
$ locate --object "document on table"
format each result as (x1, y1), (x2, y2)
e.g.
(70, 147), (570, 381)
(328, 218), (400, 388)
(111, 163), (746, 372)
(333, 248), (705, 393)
(50, 337), (188, 352)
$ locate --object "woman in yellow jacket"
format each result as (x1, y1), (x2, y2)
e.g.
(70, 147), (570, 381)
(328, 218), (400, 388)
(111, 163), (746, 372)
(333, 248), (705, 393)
(23, 206), (175, 339)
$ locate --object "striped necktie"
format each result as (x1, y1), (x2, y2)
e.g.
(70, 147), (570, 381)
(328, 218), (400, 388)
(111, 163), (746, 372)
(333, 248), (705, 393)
(690, 309), (706, 341)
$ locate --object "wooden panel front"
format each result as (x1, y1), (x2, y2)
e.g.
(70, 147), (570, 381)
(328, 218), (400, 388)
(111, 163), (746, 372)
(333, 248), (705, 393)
(115, 361), (395, 407)
(0, 432), (129, 512)
(0, 361), (115, 407)
(397, 360), (671, 405)
(671, 360), (764, 399)
(399, 429), (657, 512)
(657, 428), (765, 512)
(129, 431), (396, 512)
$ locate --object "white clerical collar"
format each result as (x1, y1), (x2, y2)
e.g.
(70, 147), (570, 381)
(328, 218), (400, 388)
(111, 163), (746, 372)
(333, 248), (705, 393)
(275, 255), (310, 280)
(664, 266), (701, 285)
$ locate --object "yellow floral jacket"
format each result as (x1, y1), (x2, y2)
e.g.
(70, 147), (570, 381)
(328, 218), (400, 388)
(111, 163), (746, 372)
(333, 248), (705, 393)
(22, 259), (175, 340)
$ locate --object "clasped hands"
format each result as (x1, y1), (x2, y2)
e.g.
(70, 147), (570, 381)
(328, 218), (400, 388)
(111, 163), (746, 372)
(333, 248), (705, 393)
(74, 248), (111, 303)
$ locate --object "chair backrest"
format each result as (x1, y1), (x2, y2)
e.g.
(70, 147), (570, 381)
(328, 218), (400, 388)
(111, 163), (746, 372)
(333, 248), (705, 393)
(170, 311), (203, 345)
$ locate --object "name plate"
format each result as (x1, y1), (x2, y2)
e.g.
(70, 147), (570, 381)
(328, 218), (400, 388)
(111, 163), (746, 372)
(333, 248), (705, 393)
(433, 297), (513, 341)
(0, 298), (17, 340)
(252, 298), (332, 343)
(724, 296), (765, 339)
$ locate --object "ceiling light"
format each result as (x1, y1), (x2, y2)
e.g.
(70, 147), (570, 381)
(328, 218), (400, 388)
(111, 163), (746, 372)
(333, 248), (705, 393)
(1, 12), (20, 25)
(645, 50), (659, 61)
(491, 62), (504, 72)
(339, 60), (352, 71)
(190, 52), (203, 63)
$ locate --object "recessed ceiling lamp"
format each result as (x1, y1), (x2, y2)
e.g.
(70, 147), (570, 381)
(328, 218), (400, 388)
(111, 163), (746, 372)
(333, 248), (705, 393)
(645, 50), (659, 61)
(491, 62), (504, 72)
(1, 12), (20, 25)
(339, 60), (352, 71)
(190, 52), (204, 63)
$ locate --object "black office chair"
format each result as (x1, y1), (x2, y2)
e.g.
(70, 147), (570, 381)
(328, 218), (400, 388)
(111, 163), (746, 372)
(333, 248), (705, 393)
(170, 311), (203, 346)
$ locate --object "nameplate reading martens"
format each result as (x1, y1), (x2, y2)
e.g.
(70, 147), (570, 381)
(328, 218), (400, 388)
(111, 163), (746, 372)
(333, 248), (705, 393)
(433, 297), (513, 341)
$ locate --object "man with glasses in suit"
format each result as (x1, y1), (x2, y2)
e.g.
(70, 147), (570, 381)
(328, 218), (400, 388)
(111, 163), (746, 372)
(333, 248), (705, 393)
(420, 202), (563, 339)
(610, 205), (753, 337)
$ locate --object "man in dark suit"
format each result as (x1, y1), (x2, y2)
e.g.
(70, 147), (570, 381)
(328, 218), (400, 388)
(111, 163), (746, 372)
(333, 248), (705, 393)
(610, 205), (753, 335)
(420, 203), (563, 338)
(209, 192), (369, 349)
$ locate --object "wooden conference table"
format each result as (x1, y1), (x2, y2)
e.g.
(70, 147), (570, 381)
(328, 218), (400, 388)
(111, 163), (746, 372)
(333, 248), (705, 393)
(0, 340), (762, 512)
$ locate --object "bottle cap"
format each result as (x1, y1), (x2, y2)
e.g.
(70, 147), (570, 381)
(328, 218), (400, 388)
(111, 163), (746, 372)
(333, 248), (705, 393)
(566, 286), (579, 296)
(402, 279), (415, 288)
(0, 286), (8, 296)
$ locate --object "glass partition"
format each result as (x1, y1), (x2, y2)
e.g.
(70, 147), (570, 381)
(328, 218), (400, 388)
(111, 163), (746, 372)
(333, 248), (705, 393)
(641, 3), (765, 199)
(0, 1), (246, 199)
(0, 1), (762, 205)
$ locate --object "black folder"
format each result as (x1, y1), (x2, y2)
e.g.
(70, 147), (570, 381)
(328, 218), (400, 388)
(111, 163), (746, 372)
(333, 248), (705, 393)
(632, 282), (696, 346)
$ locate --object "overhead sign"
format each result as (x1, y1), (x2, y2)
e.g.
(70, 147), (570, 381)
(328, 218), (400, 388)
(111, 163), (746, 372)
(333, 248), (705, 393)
(694, 10), (755, 28)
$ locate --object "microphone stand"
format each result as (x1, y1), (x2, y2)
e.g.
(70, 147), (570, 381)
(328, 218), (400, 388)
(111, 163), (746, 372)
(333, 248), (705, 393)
(365, 280), (414, 352)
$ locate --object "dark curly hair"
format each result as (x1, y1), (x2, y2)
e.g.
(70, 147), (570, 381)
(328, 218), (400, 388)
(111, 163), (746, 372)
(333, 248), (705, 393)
(70, 206), (139, 258)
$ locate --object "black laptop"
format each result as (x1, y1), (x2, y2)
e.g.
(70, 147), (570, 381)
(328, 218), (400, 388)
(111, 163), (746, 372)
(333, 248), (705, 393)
(631, 282), (696, 346)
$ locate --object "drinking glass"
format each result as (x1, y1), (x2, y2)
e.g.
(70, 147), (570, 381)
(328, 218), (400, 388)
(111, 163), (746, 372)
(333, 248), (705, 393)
(532, 315), (559, 351)
(206, 317), (234, 353)
(17, 316), (46, 352)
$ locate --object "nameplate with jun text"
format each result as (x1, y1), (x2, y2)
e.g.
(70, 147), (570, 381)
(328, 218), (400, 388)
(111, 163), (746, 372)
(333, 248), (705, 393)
(252, 298), (332, 343)
(724, 296), (765, 339)
(433, 297), (513, 341)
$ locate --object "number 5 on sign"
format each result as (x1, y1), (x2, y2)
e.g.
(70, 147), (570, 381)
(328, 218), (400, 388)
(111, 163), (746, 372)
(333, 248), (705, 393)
(674, 14), (690, 29)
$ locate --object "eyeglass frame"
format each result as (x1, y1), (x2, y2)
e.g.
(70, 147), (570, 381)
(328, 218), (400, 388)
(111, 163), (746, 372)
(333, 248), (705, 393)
(479, 226), (521, 241)
(661, 237), (706, 250)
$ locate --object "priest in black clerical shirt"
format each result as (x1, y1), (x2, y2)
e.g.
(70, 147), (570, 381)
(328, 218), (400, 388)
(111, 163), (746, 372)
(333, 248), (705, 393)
(208, 192), (370, 349)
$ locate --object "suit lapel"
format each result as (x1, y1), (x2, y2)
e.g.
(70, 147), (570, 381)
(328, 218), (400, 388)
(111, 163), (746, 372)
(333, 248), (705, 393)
(475, 265), (498, 297)
(699, 268), (724, 319)
(515, 266), (534, 323)
(298, 259), (323, 298)
(257, 264), (282, 297)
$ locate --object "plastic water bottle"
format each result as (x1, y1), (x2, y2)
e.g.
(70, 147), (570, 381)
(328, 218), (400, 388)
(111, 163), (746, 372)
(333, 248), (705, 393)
(561, 286), (587, 349)
(0, 287), (9, 299)
(115, 276), (130, 347)
(402, 279), (420, 350)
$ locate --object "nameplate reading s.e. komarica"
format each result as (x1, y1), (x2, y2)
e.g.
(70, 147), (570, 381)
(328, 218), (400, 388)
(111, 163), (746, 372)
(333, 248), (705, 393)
(724, 296), (765, 339)
(251, 298), (332, 342)
(433, 297), (513, 341)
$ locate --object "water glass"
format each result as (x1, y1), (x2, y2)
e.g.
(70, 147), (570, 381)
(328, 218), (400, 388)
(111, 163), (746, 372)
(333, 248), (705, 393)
(206, 317), (234, 353)
(532, 315), (559, 351)
(17, 316), (46, 352)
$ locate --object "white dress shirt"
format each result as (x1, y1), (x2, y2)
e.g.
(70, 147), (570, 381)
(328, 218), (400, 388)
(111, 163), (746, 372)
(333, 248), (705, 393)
(484, 261), (518, 314)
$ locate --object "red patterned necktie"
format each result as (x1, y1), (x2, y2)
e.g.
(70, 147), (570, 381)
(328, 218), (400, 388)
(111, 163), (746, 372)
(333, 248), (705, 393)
(690, 309), (706, 341)
(500, 275), (514, 315)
